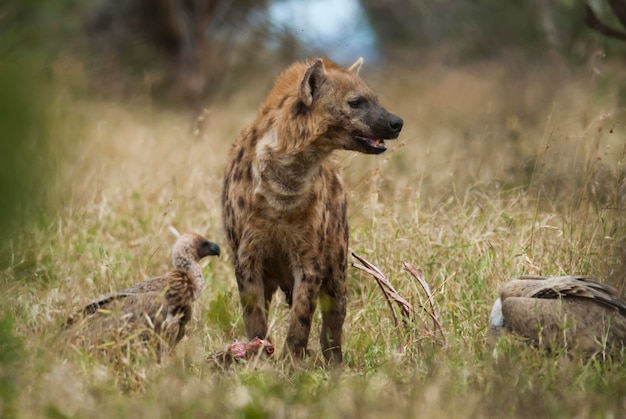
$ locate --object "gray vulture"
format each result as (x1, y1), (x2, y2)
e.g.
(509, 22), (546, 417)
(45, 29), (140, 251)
(489, 276), (626, 354)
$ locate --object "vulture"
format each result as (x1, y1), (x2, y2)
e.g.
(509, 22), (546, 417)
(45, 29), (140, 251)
(489, 275), (626, 354)
(67, 233), (220, 354)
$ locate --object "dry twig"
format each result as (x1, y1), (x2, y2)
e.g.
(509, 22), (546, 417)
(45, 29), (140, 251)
(352, 252), (416, 349)
(351, 252), (446, 350)
(403, 262), (447, 344)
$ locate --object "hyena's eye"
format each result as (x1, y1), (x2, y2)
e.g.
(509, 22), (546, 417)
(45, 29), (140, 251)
(348, 97), (367, 109)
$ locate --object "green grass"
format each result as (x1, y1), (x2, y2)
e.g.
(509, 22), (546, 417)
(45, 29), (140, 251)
(2, 59), (626, 418)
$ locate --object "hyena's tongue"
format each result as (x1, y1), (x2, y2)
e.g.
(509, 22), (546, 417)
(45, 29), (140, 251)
(355, 135), (387, 153)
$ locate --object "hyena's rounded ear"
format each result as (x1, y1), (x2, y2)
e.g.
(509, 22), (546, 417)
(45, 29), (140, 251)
(347, 57), (364, 75)
(299, 59), (326, 107)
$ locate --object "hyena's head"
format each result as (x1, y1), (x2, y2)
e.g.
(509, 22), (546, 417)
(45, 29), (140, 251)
(287, 57), (403, 155)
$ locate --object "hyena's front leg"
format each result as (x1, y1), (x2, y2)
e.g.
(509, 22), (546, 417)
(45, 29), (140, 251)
(284, 269), (320, 359)
(234, 252), (268, 340)
(320, 279), (346, 364)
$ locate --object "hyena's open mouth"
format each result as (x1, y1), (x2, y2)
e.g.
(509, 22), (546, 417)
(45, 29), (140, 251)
(353, 136), (391, 154)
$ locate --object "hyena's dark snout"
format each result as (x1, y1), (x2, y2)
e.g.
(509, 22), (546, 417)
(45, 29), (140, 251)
(388, 113), (403, 137)
(373, 110), (403, 139)
(365, 102), (403, 140)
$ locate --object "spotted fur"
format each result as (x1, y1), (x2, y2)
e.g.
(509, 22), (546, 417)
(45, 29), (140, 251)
(222, 57), (403, 363)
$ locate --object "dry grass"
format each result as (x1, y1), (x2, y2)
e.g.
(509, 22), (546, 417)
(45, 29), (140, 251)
(2, 57), (626, 417)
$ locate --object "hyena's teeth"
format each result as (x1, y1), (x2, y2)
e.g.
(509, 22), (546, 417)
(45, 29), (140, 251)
(375, 139), (384, 146)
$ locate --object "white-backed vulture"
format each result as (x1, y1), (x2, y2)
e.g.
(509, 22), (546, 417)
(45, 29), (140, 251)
(489, 276), (626, 354)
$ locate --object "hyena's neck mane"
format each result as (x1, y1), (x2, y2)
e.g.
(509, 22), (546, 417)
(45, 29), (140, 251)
(251, 58), (344, 212)
(253, 105), (332, 213)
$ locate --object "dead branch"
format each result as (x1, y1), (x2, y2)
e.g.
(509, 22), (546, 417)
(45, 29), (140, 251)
(351, 252), (446, 351)
(585, 4), (626, 41)
(403, 262), (447, 344)
(352, 252), (414, 350)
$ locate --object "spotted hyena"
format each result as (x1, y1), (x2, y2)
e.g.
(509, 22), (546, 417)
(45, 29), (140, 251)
(221, 57), (403, 363)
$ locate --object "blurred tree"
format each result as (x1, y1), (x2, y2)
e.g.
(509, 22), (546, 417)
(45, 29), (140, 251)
(0, 63), (50, 245)
(0, 0), (63, 255)
(585, 0), (626, 40)
(0, 3), (50, 411)
(85, 0), (272, 105)
(358, 0), (622, 62)
(358, 0), (443, 56)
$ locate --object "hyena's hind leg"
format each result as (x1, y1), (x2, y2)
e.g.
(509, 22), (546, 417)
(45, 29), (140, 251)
(283, 269), (320, 360)
(319, 277), (347, 364)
